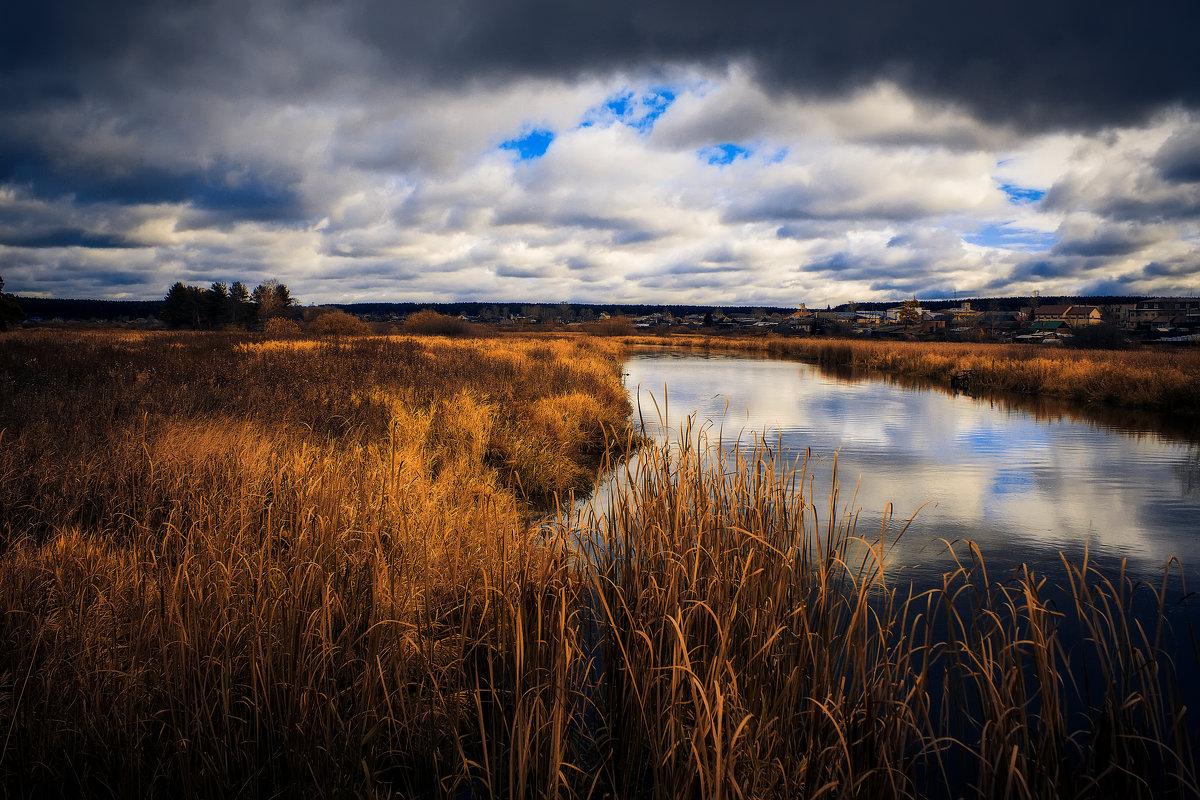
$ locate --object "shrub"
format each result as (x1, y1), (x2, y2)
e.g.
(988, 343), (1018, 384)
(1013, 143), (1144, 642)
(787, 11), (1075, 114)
(402, 309), (473, 336)
(262, 317), (301, 336)
(308, 309), (371, 336)
(588, 316), (636, 336)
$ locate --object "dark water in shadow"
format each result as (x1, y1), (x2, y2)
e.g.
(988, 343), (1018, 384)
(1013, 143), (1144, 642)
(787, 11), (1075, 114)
(615, 350), (1200, 593)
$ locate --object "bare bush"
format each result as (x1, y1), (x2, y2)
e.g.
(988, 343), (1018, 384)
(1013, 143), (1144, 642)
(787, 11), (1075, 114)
(402, 309), (474, 336)
(588, 316), (636, 336)
(308, 309), (371, 336)
(262, 317), (301, 336)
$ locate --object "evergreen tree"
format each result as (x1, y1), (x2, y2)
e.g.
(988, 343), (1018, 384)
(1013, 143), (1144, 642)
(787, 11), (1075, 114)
(203, 282), (230, 328)
(229, 281), (252, 326)
(161, 282), (204, 328)
(0, 276), (24, 330)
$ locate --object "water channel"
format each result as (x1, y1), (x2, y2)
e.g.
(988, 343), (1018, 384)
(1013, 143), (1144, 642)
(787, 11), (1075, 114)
(604, 349), (1200, 596)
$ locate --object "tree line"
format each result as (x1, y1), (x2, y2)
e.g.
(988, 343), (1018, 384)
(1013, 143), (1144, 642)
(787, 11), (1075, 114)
(161, 280), (297, 329)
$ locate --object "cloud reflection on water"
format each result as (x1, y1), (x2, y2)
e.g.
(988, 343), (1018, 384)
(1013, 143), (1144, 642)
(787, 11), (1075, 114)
(623, 351), (1200, 587)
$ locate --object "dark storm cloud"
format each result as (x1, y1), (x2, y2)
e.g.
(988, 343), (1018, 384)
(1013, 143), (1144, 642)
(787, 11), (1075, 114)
(1142, 259), (1198, 278)
(4, 261), (159, 295)
(494, 208), (641, 232)
(612, 229), (660, 246)
(0, 141), (307, 224)
(4, 0), (1198, 131)
(494, 263), (553, 279)
(802, 251), (940, 284)
(348, 0), (1200, 128)
(1043, 174), (1200, 223)
(633, 271), (732, 291)
(662, 262), (750, 275)
(1069, 191), (1200, 224)
(1155, 129), (1200, 183)
(1050, 225), (1160, 258)
(0, 229), (133, 249)
(0, 0), (350, 108)
(745, 189), (927, 225)
(1002, 255), (1094, 284)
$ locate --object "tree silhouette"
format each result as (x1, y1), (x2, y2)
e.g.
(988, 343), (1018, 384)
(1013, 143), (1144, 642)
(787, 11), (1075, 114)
(203, 282), (231, 328)
(251, 280), (296, 320)
(229, 282), (252, 326)
(161, 282), (204, 328)
(0, 276), (24, 330)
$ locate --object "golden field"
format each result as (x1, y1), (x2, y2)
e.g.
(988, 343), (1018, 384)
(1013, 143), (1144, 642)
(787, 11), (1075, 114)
(0, 329), (1195, 798)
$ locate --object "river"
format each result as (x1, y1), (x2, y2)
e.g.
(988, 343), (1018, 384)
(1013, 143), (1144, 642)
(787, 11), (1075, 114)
(606, 349), (1200, 595)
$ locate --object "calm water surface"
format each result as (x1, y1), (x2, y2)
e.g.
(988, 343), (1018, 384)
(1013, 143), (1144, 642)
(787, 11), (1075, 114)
(618, 350), (1200, 591)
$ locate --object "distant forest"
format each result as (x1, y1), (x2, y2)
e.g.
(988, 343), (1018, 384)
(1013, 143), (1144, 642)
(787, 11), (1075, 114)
(11, 293), (1163, 323)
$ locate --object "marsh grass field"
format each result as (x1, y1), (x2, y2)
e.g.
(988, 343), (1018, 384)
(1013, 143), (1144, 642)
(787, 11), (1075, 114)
(0, 329), (1196, 798)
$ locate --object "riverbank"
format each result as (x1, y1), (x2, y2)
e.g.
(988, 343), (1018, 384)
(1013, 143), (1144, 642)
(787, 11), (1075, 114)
(621, 333), (1200, 414)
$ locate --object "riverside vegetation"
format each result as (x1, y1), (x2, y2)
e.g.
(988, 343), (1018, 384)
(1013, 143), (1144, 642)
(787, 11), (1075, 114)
(0, 329), (1196, 798)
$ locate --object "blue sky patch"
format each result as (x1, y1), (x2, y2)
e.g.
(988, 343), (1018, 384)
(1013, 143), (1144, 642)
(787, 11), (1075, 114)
(700, 143), (751, 166)
(499, 128), (555, 160)
(580, 87), (677, 133)
(965, 223), (1058, 252)
(999, 182), (1046, 205)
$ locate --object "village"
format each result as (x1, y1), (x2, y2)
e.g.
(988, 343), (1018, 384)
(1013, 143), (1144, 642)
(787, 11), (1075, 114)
(613, 297), (1200, 344)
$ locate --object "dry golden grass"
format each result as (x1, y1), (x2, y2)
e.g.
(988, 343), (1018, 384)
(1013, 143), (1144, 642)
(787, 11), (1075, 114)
(0, 329), (1195, 798)
(0, 330), (635, 796)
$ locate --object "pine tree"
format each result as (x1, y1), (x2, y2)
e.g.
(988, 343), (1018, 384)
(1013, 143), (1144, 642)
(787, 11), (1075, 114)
(0, 276), (24, 330)
(229, 281), (252, 326)
(203, 282), (231, 328)
(162, 282), (204, 328)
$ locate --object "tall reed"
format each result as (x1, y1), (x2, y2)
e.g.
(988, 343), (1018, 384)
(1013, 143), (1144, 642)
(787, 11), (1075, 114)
(564, 427), (1197, 798)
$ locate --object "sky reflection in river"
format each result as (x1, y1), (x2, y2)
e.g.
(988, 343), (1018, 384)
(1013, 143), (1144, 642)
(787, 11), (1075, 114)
(621, 350), (1200, 588)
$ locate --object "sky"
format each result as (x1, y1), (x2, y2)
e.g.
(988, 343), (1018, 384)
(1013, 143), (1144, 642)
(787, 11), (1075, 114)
(2, 0), (1199, 306)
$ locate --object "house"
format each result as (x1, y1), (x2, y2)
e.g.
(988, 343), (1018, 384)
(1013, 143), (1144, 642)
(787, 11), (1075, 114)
(778, 316), (814, 333)
(1062, 305), (1102, 326)
(885, 305), (933, 322)
(1031, 304), (1072, 322)
(854, 310), (888, 325)
(1033, 304), (1101, 328)
(1131, 298), (1200, 331)
(915, 316), (946, 334)
(946, 302), (983, 326)
(1104, 303), (1138, 328)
